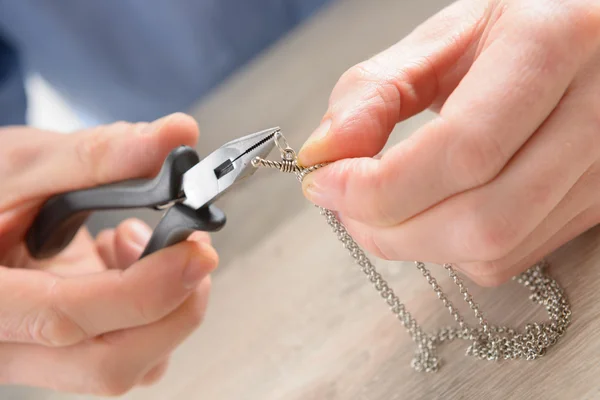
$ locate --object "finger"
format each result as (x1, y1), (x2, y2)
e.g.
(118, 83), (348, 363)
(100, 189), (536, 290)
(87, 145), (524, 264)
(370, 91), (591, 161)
(457, 167), (600, 286)
(188, 230), (212, 245)
(112, 220), (211, 270)
(460, 209), (599, 286)
(0, 240), (218, 347)
(0, 279), (210, 395)
(28, 228), (105, 276)
(298, 0), (488, 167)
(94, 279), (210, 395)
(140, 358), (170, 386)
(338, 190), (597, 283)
(113, 219), (152, 270)
(102, 219), (210, 271)
(334, 79), (600, 263)
(301, 4), (596, 227)
(1, 113), (199, 256)
(96, 229), (118, 269)
(12, 113), (199, 203)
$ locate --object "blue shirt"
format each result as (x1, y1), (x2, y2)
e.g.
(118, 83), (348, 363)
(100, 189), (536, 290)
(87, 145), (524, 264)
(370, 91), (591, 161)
(0, 0), (331, 126)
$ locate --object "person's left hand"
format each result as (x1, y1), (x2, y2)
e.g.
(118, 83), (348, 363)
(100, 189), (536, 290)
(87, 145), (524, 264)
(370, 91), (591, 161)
(297, 0), (600, 286)
(0, 113), (217, 395)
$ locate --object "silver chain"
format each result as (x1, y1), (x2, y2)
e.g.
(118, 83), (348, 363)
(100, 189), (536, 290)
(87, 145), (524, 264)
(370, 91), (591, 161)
(251, 131), (572, 372)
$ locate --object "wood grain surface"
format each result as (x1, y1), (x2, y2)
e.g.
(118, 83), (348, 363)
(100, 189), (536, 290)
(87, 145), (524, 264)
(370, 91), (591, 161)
(9, 0), (600, 399)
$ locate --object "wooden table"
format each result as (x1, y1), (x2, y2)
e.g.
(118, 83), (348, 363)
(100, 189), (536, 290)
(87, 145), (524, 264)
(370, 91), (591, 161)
(27, 0), (600, 398)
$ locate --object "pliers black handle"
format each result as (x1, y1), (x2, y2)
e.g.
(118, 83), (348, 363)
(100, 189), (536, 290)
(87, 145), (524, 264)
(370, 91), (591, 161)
(25, 146), (226, 260)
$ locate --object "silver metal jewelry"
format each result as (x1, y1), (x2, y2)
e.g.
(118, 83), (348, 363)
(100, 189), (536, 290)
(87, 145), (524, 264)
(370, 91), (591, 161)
(251, 131), (571, 372)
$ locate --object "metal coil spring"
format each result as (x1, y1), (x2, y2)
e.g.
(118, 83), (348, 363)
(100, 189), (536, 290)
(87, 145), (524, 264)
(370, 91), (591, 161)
(296, 163), (328, 182)
(252, 157), (301, 174)
(252, 156), (329, 182)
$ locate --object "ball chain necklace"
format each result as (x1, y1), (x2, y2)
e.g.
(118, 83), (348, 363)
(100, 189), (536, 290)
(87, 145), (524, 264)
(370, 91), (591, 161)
(251, 130), (571, 372)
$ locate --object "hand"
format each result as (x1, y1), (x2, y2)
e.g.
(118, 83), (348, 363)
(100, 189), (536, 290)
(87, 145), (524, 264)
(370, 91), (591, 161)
(298, 0), (600, 286)
(0, 113), (218, 395)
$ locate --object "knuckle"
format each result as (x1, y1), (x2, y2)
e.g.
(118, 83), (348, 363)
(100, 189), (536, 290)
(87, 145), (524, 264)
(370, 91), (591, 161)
(356, 61), (402, 117)
(329, 64), (361, 104)
(462, 261), (510, 287)
(142, 361), (169, 386)
(331, 159), (397, 225)
(3, 142), (46, 175)
(188, 230), (212, 244)
(356, 61), (400, 98)
(370, 162), (401, 225)
(337, 159), (384, 222)
(108, 120), (134, 134)
(75, 130), (113, 185)
(168, 111), (196, 124)
(343, 218), (395, 260)
(95, 371), (137, 397)
(355, 231), (393, 261)
(588, 2), (600, 30)
(113, 269), (154, 324)
(514, 1), (600, 62)
(560, 1), (600, 46)
(337, 62), (370, 86)
(75, 120), (138, 185)
(463, 209), (520, 261)
(181, 278), (212, 329)
(31, 282), (87, 347)
(186, 294), (208, 329)
(336, 61), (401, 118)
(132, 121), (149, 134)
(187, 309), (205, 329)
(369, 235), (395, 261)
(445, 128), (506, 188)
(92, 350), (138, 396)
(132, 292), (154, 325)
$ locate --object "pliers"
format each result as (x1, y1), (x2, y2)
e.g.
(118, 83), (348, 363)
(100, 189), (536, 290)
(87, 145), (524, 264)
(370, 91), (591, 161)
(25, 127), (279, 259)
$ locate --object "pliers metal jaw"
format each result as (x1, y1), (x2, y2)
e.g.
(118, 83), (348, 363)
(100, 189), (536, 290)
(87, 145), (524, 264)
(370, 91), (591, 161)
(25, 127), (279, 260)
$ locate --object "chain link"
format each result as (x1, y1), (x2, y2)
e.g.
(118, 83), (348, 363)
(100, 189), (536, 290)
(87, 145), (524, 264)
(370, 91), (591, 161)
(251, 133), (571, 372)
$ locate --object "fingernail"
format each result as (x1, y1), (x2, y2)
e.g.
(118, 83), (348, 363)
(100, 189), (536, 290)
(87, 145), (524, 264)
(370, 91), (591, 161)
(127, 220), (152, 248)
(302, 172), (332, 209)
(182, 243), (218, 289)
(300, 119), (332, 152)
(141, 114), (172, 135)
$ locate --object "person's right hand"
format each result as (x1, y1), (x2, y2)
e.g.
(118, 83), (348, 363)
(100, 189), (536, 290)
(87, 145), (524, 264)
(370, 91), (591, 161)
(0, 113), (218, 395)
(298, 0), (600, 286)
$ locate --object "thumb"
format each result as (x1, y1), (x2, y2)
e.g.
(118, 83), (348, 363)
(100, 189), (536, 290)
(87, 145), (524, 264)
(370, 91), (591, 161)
(24, 112), (199, 198)
(297, 0), (488, 167)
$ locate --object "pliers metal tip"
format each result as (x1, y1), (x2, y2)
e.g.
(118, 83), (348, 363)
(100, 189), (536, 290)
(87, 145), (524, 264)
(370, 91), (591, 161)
(181, 127), (278, 210)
